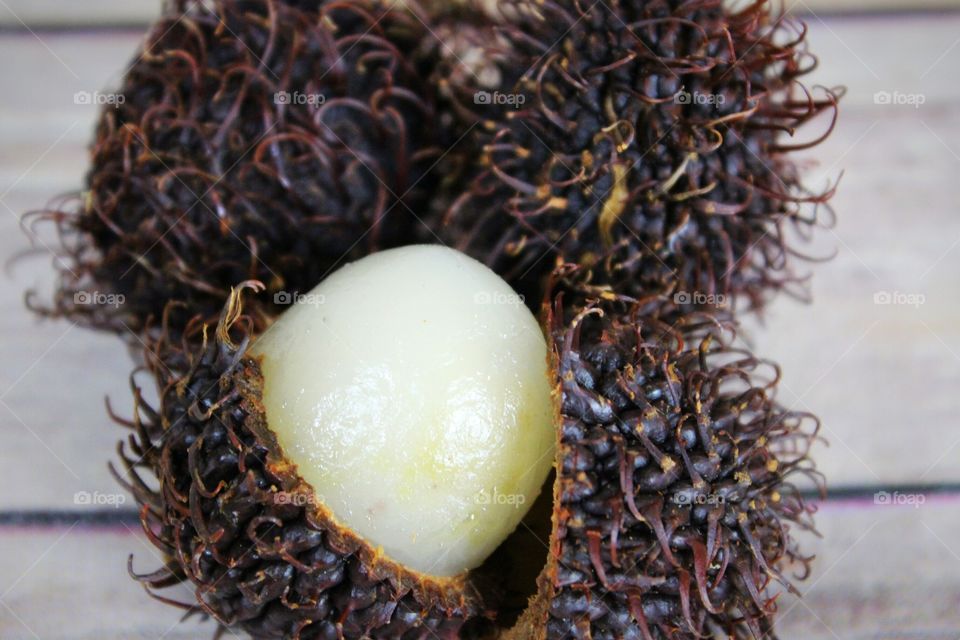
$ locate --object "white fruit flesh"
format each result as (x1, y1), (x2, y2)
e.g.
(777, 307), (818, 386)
(251, 245), (555, 577)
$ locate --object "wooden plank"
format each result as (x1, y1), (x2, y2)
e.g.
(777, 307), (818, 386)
(777, 496), (960, 638)
(1, 498), (957, 638)
(0, 524), (210, 639)
(0, 32), (145, 145)
(748, 107), (960, 488)
(747, 15), (960, 487)
(798, 0), (960, 13)
(1, 0), (959, 28)
(741, 12), (960, 489)
(0, 14), (958, 516)
(798, 13), (960, 110)
(0, 1), (160, 28)
(0, 18), (957, 123)
(1, 10), (958, 111)
(0, 31), (149, 513)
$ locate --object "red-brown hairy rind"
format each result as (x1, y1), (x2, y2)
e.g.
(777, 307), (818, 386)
(523, 269), (821, 639)
(28, 0), (445, 338)
(57, 1), (832, 636)
(115, 287), (489, 639)
(434, 0), (839, 311)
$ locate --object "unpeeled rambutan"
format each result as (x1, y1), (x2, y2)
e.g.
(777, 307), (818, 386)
(526, 267), (821, 638)
(434, 0), (839, 310)
(28, 0), (446, 337)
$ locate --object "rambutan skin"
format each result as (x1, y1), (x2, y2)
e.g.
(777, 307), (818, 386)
(538, 269), (820, 639)
(31, 0), (447, 338)
(117, 287), (488, 640)
(434, 0), (838, 310)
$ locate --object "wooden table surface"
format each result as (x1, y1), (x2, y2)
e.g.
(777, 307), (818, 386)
(1, 2), (959, 639)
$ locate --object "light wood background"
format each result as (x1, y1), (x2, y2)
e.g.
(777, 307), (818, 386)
(3, 0), (960, 27)
(1, 2), (958, 639)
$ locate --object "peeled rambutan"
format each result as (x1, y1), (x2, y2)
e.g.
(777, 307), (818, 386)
(118, 247), (559, 639)
(115, 252), (820, 639)
(28, 0), (447, 337)
(434, 0), (840, 310)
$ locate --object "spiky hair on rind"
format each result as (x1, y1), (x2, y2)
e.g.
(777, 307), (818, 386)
(434, 0), (839, 310)
(113, 270), (821, 639)
(27, 0), (445, 339)
(521, 266), (822, 638)
(114, 283), (492, 639)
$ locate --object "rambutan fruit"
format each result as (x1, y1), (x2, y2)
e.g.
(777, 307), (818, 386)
(119, 246), (559, 638)
(116, 248), (820, 639)
(527, 266), (821, 638)
(434, 0), (840, 310)
(28, 0), (447, 338)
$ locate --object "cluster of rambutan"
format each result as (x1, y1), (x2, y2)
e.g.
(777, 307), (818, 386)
(28, 0), (835, 638)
